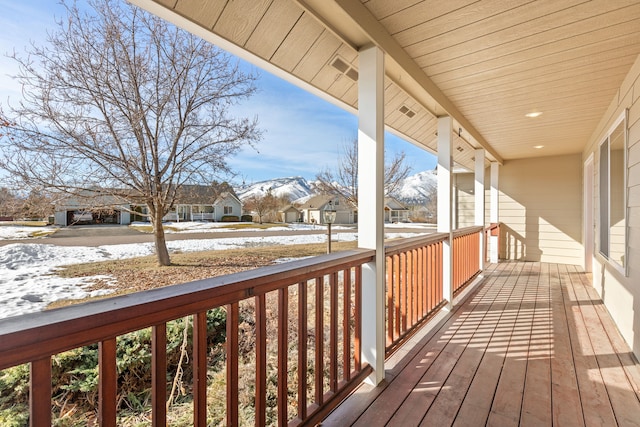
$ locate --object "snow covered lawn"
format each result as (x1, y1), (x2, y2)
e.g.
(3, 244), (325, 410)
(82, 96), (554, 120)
(0, 225), (357, 320)
(0, 222), (58, 239)
(0, 221), (431, 320)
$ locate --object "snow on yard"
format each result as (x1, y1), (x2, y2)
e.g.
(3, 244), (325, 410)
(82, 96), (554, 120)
(0, 222), (430, 320)
(0, 223), (57, 239)
(0, 227), (357, 320)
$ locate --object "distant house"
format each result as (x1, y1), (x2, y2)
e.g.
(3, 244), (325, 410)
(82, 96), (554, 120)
(299, 195), (355, 224)
(54, 184), (242, 226)
(279, 205), (302, 223)
(54, 190), (132, 226)
(384, 197), (410, 223)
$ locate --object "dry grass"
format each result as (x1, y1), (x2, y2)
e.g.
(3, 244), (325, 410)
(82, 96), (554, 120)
(49, 241), (358, 309)
(0, 220), (49, 227)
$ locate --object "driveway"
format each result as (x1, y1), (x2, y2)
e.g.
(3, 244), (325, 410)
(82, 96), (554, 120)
(0, 223), (432, 247)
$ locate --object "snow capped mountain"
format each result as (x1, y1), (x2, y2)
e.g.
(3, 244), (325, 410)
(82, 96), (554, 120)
(235, 170), (437, 206)
(392, 169), (438, 205)
(236, 176), (316, 202)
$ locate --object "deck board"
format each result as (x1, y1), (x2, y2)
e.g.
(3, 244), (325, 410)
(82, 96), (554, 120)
(322, 262), (640, 427)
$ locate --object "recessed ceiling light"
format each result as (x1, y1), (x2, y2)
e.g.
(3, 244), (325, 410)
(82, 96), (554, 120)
(534, 145), (544, 149)
(526, 111), (543, 118)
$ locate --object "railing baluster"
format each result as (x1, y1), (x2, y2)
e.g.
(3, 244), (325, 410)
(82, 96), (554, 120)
(315, 276), (324, 405)
(278, 288), (288, 427)
(255, 294), (267, 426)
(330, 272), (338, 393)
(400, 252), (407, 334)
(30, 356), (51, 426)
(386, 256), (393, 346)
(354, 266), (362, 372)
(193, 312), (207, 426)
(298, 281), (308, 420)
(99, 338), (117, 427)
(152, 324), (167, 427)
(410, 248), (417, 326)
(417, 246), (423, 319)
(343, 267), (351, 381)
(227, 303), (239, 426)
(393, 253), (401, 341)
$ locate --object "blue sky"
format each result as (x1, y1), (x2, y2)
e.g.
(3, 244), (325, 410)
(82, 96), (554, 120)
(0, 0), (437, 185)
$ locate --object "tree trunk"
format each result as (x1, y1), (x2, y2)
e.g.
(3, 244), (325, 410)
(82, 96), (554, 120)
(152, 209), (171, 266)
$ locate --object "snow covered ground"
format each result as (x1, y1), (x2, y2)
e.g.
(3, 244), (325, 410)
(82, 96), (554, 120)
(0, 222), (431, 320)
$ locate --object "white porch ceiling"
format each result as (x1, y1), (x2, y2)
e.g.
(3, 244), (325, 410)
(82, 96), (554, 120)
(132, 0), (640, 170)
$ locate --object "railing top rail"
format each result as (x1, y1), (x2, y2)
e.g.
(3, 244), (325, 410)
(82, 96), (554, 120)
(0, 248), (375, 370)
(384, 232), (448, 256)
(452, 225), (484, 238)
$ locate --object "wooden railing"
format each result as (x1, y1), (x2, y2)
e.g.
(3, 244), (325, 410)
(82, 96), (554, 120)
(452, 226), (483, 294)
(0, 249), (375, 426)
(384, 233), (447, 355)
(0, 229), (488, 425)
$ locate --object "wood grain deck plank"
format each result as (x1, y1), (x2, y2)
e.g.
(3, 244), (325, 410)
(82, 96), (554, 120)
(520, 263), (553, 427)
(486, 262), (535, 427)
(356, 265), (509, 427)
(570, 266), (640, 398)
(565, 265), (640, 426)
(421, 263), (522, 425)
(561, 266), (617, 427)
(322, 262), (640, 427)
(549, 264), (585, 427)
(324, 266), (499, 427)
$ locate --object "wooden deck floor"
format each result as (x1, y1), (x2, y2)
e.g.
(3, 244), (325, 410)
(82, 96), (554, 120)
(322, 262), (640, 426)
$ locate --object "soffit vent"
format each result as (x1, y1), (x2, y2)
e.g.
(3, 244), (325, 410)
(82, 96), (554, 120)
(330, 55), (358, 82)
(399, 105), (416, 118)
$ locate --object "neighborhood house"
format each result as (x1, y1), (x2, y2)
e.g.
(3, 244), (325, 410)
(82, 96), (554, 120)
(54, 184), (242, 226)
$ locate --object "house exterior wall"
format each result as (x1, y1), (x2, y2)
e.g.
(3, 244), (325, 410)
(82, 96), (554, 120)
(454, 173), (475, 228)
(583, 53), (640, 357)
(497, 154), (583, 265)
(214, 195), (241, 221)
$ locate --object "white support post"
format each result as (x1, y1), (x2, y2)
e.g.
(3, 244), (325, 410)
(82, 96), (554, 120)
(475, 149), (486, 270)
(490, 162), (500, 263)
(358, 44), (385, 386)
(437, 116), (454, 309)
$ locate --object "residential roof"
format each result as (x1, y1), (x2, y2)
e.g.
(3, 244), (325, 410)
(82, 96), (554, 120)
(299, 194), (353, 210)
(384, 197), (408, 211)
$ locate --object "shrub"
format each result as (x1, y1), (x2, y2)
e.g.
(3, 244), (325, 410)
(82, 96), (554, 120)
(240, 214), (253, 222)
(221, 215), (239, 222)
(0, 308), (228, 423)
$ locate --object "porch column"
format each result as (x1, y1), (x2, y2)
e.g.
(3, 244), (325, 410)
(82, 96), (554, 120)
(475, 149), (486, 270)
(490, 162), (500, 263)
(358, 44), (385, 386)
(437, 116), (454, 309)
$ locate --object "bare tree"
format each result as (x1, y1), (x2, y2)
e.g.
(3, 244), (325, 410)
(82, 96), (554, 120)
(0, 0), (261, 265)
(315, 139), (411, 204)
(243, 188), (279, 224)
(0, 187), (20, 218)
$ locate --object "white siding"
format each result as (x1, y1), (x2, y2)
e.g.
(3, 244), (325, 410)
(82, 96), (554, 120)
(584, 53), (640, 358)
(498, 154), (583, 265)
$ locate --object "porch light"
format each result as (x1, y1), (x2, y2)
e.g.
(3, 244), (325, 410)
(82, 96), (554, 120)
(324, 201), (337, 254)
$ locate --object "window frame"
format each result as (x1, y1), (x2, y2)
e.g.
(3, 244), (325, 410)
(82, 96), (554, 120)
(598, 111), (628, 276)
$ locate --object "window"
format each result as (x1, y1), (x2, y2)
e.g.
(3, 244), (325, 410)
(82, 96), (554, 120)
(599, 113), (627, 272)
(224, 206), (233, 215)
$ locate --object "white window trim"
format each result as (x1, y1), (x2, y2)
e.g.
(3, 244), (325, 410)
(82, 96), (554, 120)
(598, 110), (628, 277)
